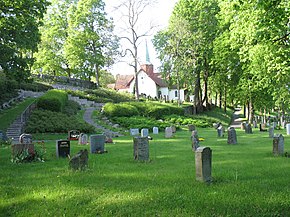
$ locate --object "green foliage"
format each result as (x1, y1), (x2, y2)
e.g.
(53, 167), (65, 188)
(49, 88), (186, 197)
(63, 100), (81, 116)
(103, 102), (184, 119)
(163, 115), (210, 128)
(11, 144), (46, 164)
(25, 110), (94, 133)
(37, 89), (68, 112)
(112, 116), (168, 131)
(66, 88), (134, 103)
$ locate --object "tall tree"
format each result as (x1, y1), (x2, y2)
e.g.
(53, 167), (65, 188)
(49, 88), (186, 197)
(64, 0), (119, 86)
(114, 0), (156, 100)
(0, 0), (49, 81)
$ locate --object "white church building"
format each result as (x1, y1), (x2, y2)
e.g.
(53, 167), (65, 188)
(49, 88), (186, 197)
(114, 63), (186, 102)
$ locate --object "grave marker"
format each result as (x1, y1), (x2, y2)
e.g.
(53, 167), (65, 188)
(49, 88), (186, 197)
(78, 133), (88, 145)
(68, 130), (80, 141)
(19, 133), (33, 144)
(133, 136), (149, 161)
(165, 127), (173, 138)
(191, 130), (199, 151)
(273, 134), (284, 156)
(269, 127), (274, 138)
(195, 147), (212, 183)
(227, 127), (237, 144)
(90, 134), (106, 154)
(130, 128), (139, 136)
(217, 125), (224, 137)
(141, 128), (149, 137)
(245, 123), (253, 134)
(56, 140), (70, 158)
(188, 125), (196, 132)
(153, 127), (159, 134)
(69, 149), (88, 170)
(171, 125), (176, 133)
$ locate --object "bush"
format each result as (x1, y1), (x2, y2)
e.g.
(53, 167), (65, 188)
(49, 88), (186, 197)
(25, 110), (95, 133)
(103, 103), (139, 117)
(63, 100), (81, 116)
(37, 90), (68, 112)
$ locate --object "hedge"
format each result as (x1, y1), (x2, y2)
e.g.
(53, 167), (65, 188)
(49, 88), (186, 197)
(37, 90), (68, 112)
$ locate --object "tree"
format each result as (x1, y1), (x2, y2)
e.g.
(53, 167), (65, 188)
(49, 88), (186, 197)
(32, 0), (75, 77)
(114, 0), (156, 100)
(64, 0), (119, 86)
(0, 0), (49, 81)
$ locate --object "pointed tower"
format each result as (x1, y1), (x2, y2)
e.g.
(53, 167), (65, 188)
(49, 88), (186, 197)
(141, 40), (154, 75)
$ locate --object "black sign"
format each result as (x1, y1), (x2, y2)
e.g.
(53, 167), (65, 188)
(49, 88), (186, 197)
(68, 130), (80, 141)
(56, 140), (70, 158)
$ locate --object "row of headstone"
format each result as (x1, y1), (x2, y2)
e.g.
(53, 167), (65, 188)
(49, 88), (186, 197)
(130, 127), (159, 136)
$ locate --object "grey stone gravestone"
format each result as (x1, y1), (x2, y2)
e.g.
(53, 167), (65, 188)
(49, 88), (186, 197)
(78, 133), (88, 145)
(0, 130), (8, 141)
(56, 140), (70, 158)
(19, 133), (33, 144)
(188, 124), (196, 132)
(69, 149), (88, 170)
(195, 147), (212, 183)
(153, 127), (159, 134)
(227, 127), (237, 144)
(141, 128), (149, 137)
(217, 125), (224, 137)
(130, 128), (139, 136)
(165, 127), (173, 138)
(90, 134), (105, 154)
(286, 124), (290, 135)
(273, 134), (284, 156)
(191, 130), (199, 151)
(133, 136), (149, 161)
(245, 123), (253, 134)
(269, 127), (274, 138)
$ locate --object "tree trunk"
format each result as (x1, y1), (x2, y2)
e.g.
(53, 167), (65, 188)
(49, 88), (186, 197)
(95, 64), (99, 87)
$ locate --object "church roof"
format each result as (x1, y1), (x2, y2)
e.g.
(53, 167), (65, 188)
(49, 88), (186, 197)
(114, 74), (134, 90)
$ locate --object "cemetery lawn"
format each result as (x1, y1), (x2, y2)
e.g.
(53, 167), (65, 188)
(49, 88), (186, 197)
(1, 128), (290, 216)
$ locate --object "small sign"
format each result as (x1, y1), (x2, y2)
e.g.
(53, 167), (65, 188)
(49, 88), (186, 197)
(56, 140), (70, 158)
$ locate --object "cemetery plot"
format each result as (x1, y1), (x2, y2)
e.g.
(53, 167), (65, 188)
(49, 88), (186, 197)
(56, 140), (70, 158)
(133, 136), (150, 161)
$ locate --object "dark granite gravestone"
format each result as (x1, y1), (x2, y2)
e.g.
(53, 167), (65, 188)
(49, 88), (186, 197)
(273, 134), (284, 156)
(19, 133), (33, 144)
(195, 147), (212, 183)
(68, 130), (80, 141)
(133, 136), (149, 161)
(191, 130), (199, 151)
(56, 140), (70, 158)
(90, 134), (106, 154)
(69, 149), (88, 170)
(244, 123), (253, 134)
(227, 127), (237, 144)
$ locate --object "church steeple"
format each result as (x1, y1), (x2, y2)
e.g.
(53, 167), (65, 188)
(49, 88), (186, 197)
(145, 40), (151, 64)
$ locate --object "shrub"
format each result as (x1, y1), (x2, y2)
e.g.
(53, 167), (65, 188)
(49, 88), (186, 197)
(63, 100), (81, 116)
(37, 90), (68, 112)
(25, 110), (95, 133)
(103, 103), (139, 117)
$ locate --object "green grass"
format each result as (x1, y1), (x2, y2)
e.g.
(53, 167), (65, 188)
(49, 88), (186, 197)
(1, 127), (290, 216)
(0, 98), (36, 131)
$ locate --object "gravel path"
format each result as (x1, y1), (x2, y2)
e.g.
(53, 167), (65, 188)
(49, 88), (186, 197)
(230, 108), (245, 128)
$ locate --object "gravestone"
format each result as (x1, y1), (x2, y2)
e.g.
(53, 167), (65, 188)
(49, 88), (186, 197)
(11, 143), (35, 158)
(78, 133), (88, 145)
(195, 147), (212, 183)
(171, 125), (176, 133)
(244, 123), (252, 134)
(19, 133), (33, 144)
(217, 125), (224, 137)
(273, 134), (284, 156)
(133, 136), (149, 161)
(188, 124), (196, 132)
(227, 127), (237, 144)
(269, 127), (274, 138)
(69, 149), (88, 170)
(56, 140), (70, 158)
(165, 127), (173, 138)
(0, 130), (8, 141)
(153, 127), (159, 134)
(286, 124), (290, 135)
(191, 130), (199, 151)
(68, 130), (80, 141)
(141, 128), (149, 137)
(104, 132), (113, 143)
(130, 128), (139, 136)
(90, 134), (106, 154)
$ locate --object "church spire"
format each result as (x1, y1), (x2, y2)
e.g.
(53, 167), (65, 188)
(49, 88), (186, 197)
(145, 40), (151, 64)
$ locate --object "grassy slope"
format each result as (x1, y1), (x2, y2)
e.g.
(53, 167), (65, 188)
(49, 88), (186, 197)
(0, 98), (36, 131)
(1, 127), (290, 216)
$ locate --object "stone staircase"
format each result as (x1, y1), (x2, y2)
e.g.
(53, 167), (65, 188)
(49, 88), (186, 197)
(6, 116), (23, 143)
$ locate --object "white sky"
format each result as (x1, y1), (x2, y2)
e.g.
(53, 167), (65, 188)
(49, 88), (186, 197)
(104, 0), (178, 75)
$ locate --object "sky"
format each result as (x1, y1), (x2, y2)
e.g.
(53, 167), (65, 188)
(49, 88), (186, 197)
(103, 0), (178, 76)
